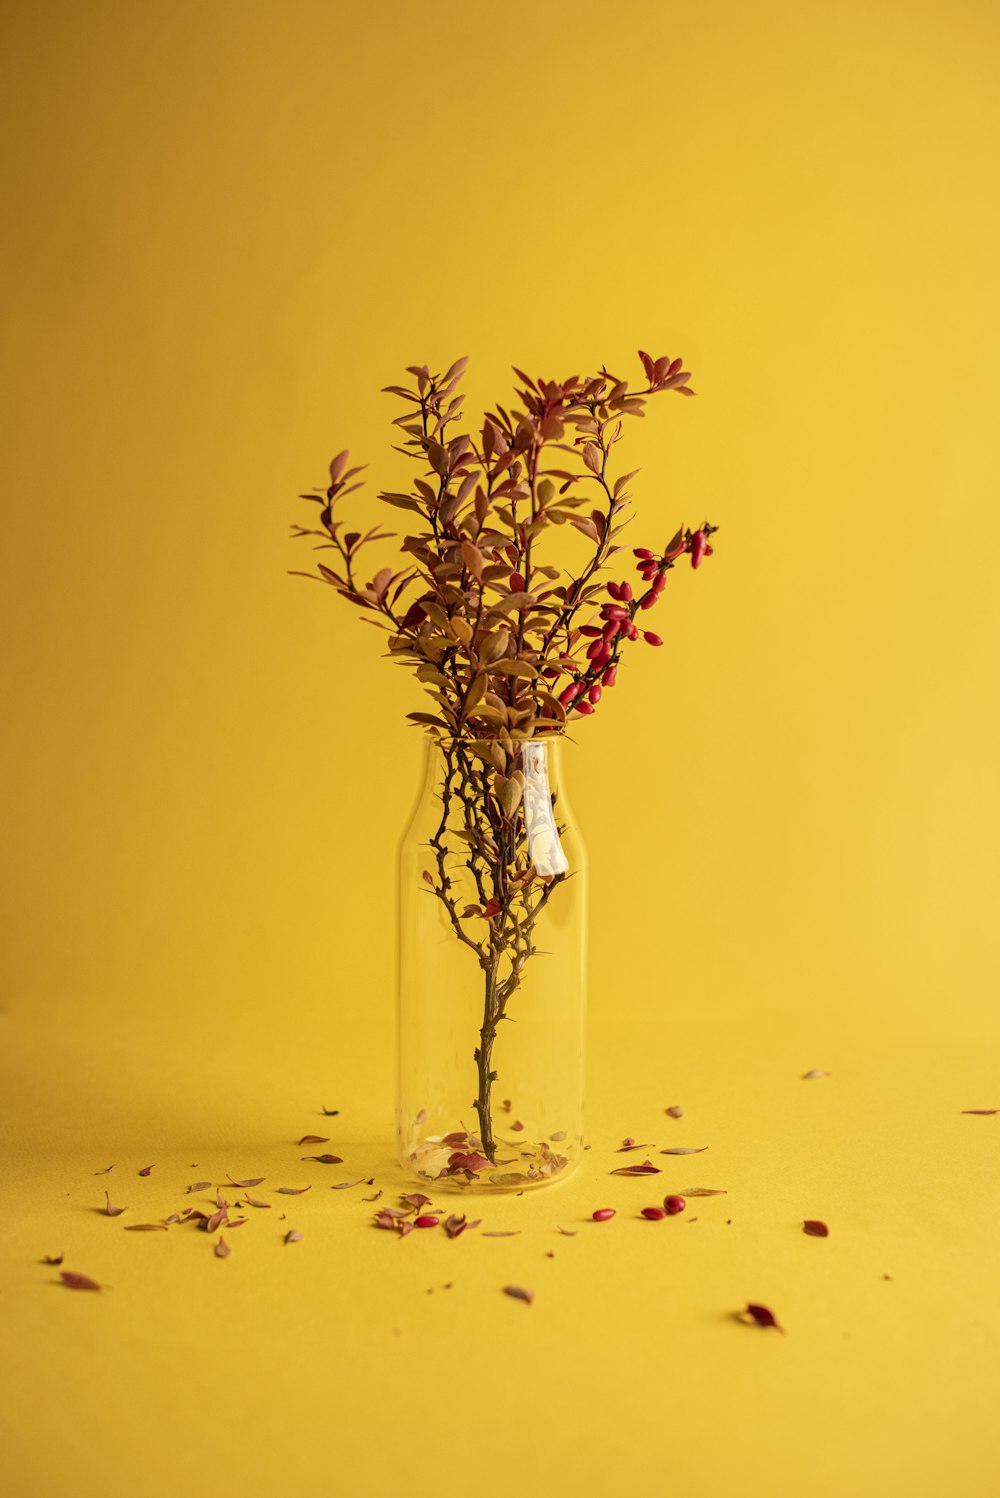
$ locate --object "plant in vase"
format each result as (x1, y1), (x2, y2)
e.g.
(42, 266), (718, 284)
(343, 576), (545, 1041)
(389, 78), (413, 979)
(291, 351), (717, 1189)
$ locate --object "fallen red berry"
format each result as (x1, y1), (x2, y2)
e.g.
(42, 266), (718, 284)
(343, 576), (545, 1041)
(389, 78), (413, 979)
(641, 1206), (666, 1220)
(663, 1195), (686, 1215)
(415, 1215), (439, 1228)
(592, 1208), (616, 1221)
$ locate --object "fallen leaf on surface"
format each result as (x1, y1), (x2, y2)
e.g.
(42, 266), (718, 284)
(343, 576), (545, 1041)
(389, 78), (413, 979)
(206, 1208), (228, 1233)
(321, 1106), (340, 1116)
(801, 1069), (829, 1080)
(610, 1159), (661, 1176)
(330, 1179), (366, 1190)
(297, 1135), (330, 1146)
(186, 1182), (212, 1194)
(244, 1195), (270, 1208)
(227, 1175), (265, 1188)
(737, 1302), (784, 1332)
(284, 1230), (303, 1244)
(276, 1186), (312, 1195)
(214, 1237), (231, 1259)
(60, 1271), (102, 1290)
(682, 1188), (728, 1197)
(482, 1231), (520, 1237)
(503, 1285), (534, 1305)
(617, 1141), (654, 1152)
(400, 1193), (433, 1210)
(555, 1227), (577, 1236)
(41, 1254), (64, 1265)
(660, 1147), (707, 1156)
(803, 1220), (829, 1237)
(103, 1192), (126, 1217)
(138, 1166), (154, 1176)
(961, 1109), (998, 1115)
(93, 1166), (114, 1175)
(124, 1224), (168, 1232)
(363, 1190), (383, 1202)
(666, 1105), (684, 1118)
(301, 1154), (344, 1165)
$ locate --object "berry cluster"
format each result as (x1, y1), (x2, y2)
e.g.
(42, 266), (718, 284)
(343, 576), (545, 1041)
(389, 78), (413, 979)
(556, 523), (717, 717)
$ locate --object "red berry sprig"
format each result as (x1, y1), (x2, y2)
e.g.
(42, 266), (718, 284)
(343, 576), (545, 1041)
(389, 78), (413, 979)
(559, 522), (718, 718)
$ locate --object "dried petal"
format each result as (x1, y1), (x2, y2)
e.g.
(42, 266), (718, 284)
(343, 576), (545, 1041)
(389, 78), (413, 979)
(666, 1105), (684, 1118)
(93, 1165), (114, 1175)
(138, 1165), (154, 1176)
(103, 1192), (126, 1217)
(297, 1135), (330, 1146)
(41, 1254), (64, 1265)
(682, 1187), (728, 1197)
(961, 1109), (998, 1115)
(330, 1179), (366, 1190)
(503, 1284), (534, 1305)
(510, 1120), (524, 1132)
(321, 1106), (340, 1116)
(610, 1159), (661, 1176)
(214, 1236), (231, 1259)
(482, 1231), (520, 1237)
(244, 1195), (271, 1208)
(550, 1130), (567, 1141)
(60, 1271), (102, 1291)
(801, 1069), (829, 1080)
(206, 1207), (228, 1233)
(400, 1193), (433, 1210)
(362, 1190), (383, 1202)
(803, 1220), (829, 1237)
(739, 1302), (784, 1333)
(443, 1214), (469, 1239)
(186, 1181), (212, 1194)
(276, 1185), (312, 1195)
(617, 1141), (654, 1152)
(124, 1223), (168, 1231)
(555, 1227), (578, 1236)
(300, 1154), (344, 1164)
(227, 1175), (265, 1188)
(660, 1146), (708, 1155)
(163, 1214), (181, 1224)
(284, 1230), (303, 1244)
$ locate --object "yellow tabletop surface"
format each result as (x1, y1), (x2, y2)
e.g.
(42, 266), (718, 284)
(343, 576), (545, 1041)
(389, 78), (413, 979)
(3, 1), (999, 1494)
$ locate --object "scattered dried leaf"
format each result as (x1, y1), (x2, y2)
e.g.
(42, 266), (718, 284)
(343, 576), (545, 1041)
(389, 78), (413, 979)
(443, 1213), (469, 1239)
(138, 1165), (154, 1176)
(244, 1194), (270, 1208)
(103, 1192), (126, 1217)
(738, 1302), (784, 1332)
(93, 1166), (113, 1175)
(227, 1175), (265, 1188)
(297, 1135), (330, 1146)
(610, 1159), (661, 1176)
(666, 1105), (684, 1118)
(186, 1181), (212, 1194)
(330, 1179), (366, 1190)
(660, 1147), (707, 1155)
(801, 1069), (829, 1080)
(555, 1227), (577, 1236)
(41, 1253), (64, 1265)
(503, 1285), (534, 1305)
(550, 1130), (567, 1141)
(284, 1229), (303, 1244)
(510, 1120), (525, 1132)
(276, 1186), (312, 1195)
(961, 1109), (998, 1115)
(321, 1106), (340, 1116)
(124, 1224), (168, 1232)
(214, 1237), (231, 1259)
(60, 1271), (103, 1291)
(682, 1187), (728, 1197)
(803, 1220), (829, 1237)
(300, 1154), (344, 1164)
(482, 1231), (520, 1237)
(617, 1140), (655, 1152)
(363, 1190), (383, 1202)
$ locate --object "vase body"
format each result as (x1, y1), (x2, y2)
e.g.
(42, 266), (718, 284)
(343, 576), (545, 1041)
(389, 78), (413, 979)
(396, 733), (587, 1192)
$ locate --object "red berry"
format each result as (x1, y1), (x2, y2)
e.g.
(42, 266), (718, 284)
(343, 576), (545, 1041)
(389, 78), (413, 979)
(415, 1215), (439, 1228)
(586, 639), (604, 660)
(588, 683), (602, 705)
(602, 621), (620, 641)
(620, 582), (633, 603)
(663, 1195), (686, 1215)
(607, 581), (623, 601)
(652, 571), (667, 594)
(704, 543), (714, 556)
(580, 625), (602, 638)
(558, 683), (581, 707)
(575, 699), (595, 715)
(509, 573), (526, 591)
(605, 605), (629, 621)
(592, 1208), (616, 1221)
(625, 623), (639, 640)
(642, 1206), (666, 1221)
(691, 529), (708, 569)
(633, 548), (655, 561)
(640, 591), (658, 610)
(643, 631), (663, 647)
(602, 664), (617, 687)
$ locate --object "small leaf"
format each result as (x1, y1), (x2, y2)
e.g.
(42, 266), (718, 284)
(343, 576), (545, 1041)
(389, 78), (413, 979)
(301, 1154), (344, 1164)
(297, 1136), (330, 1146)
(41, 1254), (64, 1265)
(503, 1284), (534, 1305)
(739, 1302), (784, 1333)
(227, 1175), (265, 1188)
(330, 1179), (366, 1190)
(138, 1165), (154, 1176)
(244, 1195), (271, 1208)
(321, 1106), (340, 1116)
(555, 1227), (577, 1236)
(961, 1109), (998, 1115)
(801, 1069), (829, 1080)
(60, 1271), (102, 1291)
(124, 1223), (168, 1232)
(214, 1236), (231, 1259)
(803, 1220), (829, 1237)
(682, 1188), (728, 1197)
(104, 1192), (126, 1217)
(276, 1186), (312, 1195)
(660, 1147), (708, 1156)
(666, 1105), (684, 1118)
(284, 1229), (303, 1244)
(482, 1231), (521, 1237)
(186, 1181), (212, 1194)
(610, 1159), (661, 1176)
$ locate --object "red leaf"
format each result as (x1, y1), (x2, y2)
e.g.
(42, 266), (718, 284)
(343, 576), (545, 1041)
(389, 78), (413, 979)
(227, 1175), (265, 1188)
(276, 1185), (312, 1195)
(60, 1271), (102, 1291)
(610, 1159), (661, 1176)
(503, 1284), (534, 1305)
(301, 1154), (344, 1165)
(103, 1192), (126, 1217)
(297, 1135), (330, 1146)
(803, 1220), (829, 1237)
(138, 1165), (154, 1176)
(739, 1302), (784, 1332)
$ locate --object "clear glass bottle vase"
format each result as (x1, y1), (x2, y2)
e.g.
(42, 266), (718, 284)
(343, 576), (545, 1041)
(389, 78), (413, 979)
(396, 732), (586, 1192)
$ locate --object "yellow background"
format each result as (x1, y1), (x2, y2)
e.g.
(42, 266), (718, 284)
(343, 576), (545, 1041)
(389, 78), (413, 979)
(2, 2), (998, 1495)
